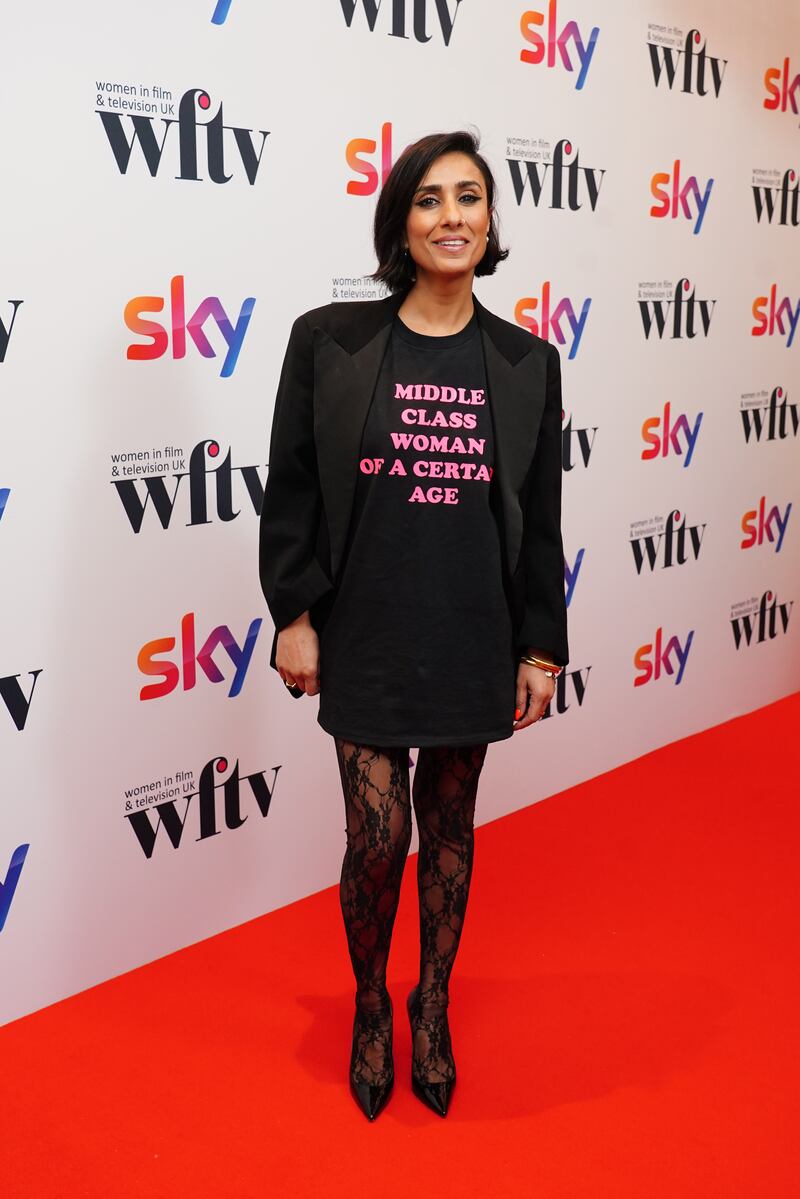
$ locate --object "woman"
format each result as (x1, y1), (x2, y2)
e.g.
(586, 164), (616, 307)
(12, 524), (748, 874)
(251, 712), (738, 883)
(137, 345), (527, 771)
(259, 130), (568, 1121)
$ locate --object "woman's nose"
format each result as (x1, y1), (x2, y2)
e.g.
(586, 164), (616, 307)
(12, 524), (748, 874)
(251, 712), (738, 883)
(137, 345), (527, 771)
(441, 196), (463, 225)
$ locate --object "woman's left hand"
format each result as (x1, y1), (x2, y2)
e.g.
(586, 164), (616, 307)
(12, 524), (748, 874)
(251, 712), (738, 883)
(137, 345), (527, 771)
(512, 662), (556, 732)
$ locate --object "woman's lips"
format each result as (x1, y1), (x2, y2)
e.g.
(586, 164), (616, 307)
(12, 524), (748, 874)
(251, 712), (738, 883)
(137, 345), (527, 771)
(431, 238), (469, 254)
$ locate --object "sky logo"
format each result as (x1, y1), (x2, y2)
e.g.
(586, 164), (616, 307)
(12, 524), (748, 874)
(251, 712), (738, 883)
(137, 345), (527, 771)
(346, 121), (395, 195)
(0, 844), (29, 933)
(514, 283), (591, 358)
(764, 57), (800, 116)
(740, 497), (792, 553)
(211, 0), (232, 22)
(641, 402), (703, 467)
(650, 161), (714, 234)
(138, 612), (262, 701)
(751, 286), (800, 347)
(125, 275), (255, 378)
(634, 628), (694, 687)
(564, 547), (584, 607)
(520, 3), (600, 90)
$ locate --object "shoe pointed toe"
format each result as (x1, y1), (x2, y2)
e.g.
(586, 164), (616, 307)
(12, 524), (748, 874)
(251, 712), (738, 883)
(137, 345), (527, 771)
(411, 1073), (455, 1117)
(350, 1073), (394, 1121)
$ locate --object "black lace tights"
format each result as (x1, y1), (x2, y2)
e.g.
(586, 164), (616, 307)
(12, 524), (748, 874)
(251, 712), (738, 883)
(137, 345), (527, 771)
(334, 738), (488, 1086)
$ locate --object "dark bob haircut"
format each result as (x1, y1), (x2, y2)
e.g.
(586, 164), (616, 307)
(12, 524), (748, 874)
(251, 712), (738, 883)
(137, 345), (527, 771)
(371, 129), (509, 293)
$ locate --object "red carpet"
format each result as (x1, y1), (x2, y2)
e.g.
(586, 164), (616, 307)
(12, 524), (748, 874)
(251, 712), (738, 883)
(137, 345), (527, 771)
(3, 694), (798, 1198)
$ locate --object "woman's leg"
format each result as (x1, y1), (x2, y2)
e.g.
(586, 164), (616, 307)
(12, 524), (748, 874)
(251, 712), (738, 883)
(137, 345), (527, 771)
(411, 742), (488, 1082)
(334, 737), (412, 1085)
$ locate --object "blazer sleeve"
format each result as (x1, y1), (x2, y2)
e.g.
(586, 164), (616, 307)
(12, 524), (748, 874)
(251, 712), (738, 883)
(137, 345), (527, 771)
(515, 341), (569, 667)
(259, 313), (334, 635)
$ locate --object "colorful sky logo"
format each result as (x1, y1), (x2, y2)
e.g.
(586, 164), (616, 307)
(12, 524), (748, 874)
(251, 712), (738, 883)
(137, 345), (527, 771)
(764, 57), (800, 115)
(634, 628), (694, 687)
(0, 844), (30, 933)
(641, 402), (703, 467)
(741, 497), (792, 553)
(211, 0), (232, 23)
(650, 161), (714, 234)
(514, 284), (591, 358)
(520, 3), (600, 90)
(751, 287), (800, 347)
(138, 612), (262, 700)
(125, 275), (255, 377)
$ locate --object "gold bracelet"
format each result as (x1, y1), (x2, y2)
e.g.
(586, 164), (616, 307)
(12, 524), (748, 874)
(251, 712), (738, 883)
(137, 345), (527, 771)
(520, 653), (563, 678)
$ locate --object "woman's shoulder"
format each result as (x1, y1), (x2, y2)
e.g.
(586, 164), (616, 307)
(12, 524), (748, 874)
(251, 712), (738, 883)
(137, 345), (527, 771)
(295, 293), (396, 333)
(474, 297), (558, 365)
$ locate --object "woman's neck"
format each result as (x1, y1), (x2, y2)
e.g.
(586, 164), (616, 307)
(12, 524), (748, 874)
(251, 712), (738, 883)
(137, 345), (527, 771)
(397, 273), (475, 336)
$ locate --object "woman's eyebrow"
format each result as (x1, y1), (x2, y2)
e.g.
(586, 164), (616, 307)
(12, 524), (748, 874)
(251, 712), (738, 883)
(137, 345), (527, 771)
(414, 179), (484, 195)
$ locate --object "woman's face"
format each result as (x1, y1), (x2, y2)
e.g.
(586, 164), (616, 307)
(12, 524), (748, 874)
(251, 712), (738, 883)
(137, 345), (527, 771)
(405, 151), (491, 281)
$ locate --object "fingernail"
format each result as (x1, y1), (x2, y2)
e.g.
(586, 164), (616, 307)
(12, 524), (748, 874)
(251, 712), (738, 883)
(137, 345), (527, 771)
(514, 708), (521, 720)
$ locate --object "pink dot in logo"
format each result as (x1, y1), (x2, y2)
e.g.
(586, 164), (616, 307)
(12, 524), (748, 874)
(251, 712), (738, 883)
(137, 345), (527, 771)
(791, 171), (796, 181)
(778, 387), (783, 397)
(683, 279), (690, 290)
(766, 591), (773, 602)
(694, 31), (700, 43)
(208, 441), (220, 457)
(198, 92), (211, 110)
(675, 510), (681, 521)
(565, 142), (572, 155)
(216, 757), (228, 773)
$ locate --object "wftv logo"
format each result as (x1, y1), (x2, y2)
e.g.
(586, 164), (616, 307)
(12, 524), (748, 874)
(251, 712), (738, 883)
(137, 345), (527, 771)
(0, 670), (43, 732)
(634, 628), (694, 687)
(347, 121), (395, 195)
(764, 57), (800, 119)
(647, 28), (727, 96)
(339, 0), (463, 45)
(211, 0), (232, 22)
(0, 844), (29, 933)
(138, 612), (262, 701)
(752, 169), (799, 225)
(541, 664), (591, 718)
(731, 590), (793, 650)
(638, 278), (715, 340)
(565, 548), (584, 607)
(740, 497), (792, 553)
(514, 283), (591, 359)
(562, 411), (597, 470)
(112, 439), (265, 532)
(1, 298), (23, 363)
(125, 755), (281, 859)
(125, 274), (255, 377)
(751, 286), (800, 348)
(519, 3), (599, 90)
(630, 509), (706, 574)
(507, 139), (605, 211)
(96, 87), (269, 184)
(0, 487), (9, 521)
(741, 387), (799, 443)
(650, 161), (713, 234)
(642, 402), (703, 467)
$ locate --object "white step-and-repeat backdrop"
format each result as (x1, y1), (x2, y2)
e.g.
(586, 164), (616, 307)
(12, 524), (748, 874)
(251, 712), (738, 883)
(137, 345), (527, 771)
(2, 0), (798, 1024)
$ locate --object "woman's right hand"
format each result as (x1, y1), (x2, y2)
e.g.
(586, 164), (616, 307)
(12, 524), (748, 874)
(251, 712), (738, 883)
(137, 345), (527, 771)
(275, 610), (320, 696)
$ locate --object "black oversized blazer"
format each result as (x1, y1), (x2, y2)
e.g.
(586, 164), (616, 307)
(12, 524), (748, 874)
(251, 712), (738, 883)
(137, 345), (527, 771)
(258, 287), (569, 673)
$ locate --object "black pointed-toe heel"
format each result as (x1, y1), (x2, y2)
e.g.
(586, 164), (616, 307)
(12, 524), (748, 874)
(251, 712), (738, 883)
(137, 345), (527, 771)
(349, 996), (394, 1121)
(406, 986), (456, 1118)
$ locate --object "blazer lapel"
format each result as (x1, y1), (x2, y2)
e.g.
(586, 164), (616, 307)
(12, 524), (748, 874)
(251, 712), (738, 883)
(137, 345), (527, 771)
(313, 292), (405, 580)
(476, 304), (548, 576)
